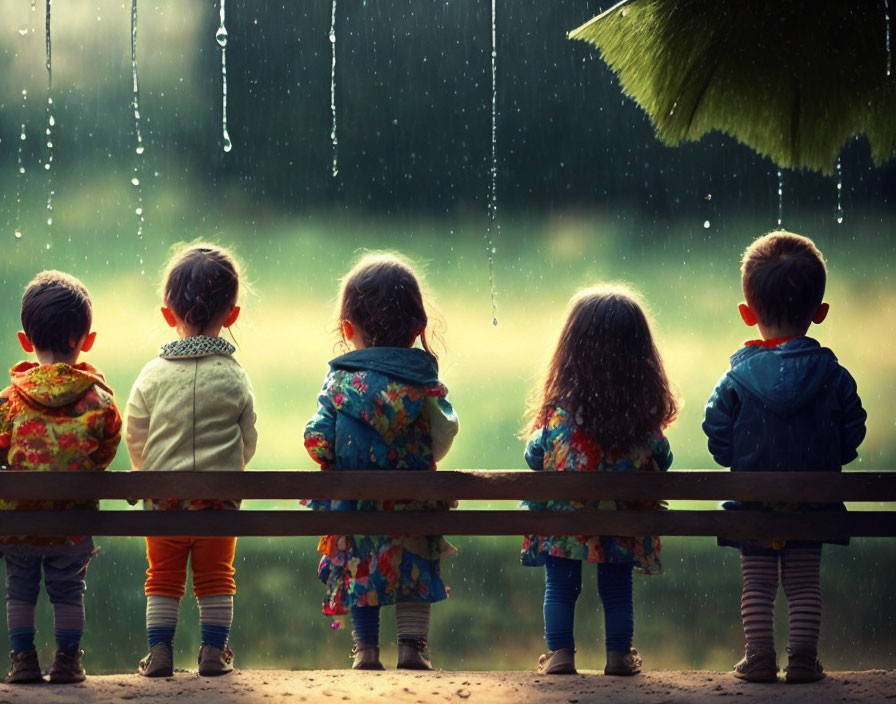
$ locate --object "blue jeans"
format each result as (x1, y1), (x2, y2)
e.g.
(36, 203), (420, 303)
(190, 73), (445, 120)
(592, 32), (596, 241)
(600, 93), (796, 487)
(543, 555), (634, 653)
(4, 539), (95, 607)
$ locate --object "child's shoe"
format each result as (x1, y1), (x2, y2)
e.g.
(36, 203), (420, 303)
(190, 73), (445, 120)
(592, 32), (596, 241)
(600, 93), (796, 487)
(397, 637), (433, 670)
(197, 644), (234, 676)
(604, 647), (642, 676)
(351, 642), (384, 670)
(784, 651), (825, 684)
(536, 648), (576, 675)
(731, 648), (778, 683)
(47, 649), (86, 684)
(138, 642), (174, 678)
(5, 649), (43, 684)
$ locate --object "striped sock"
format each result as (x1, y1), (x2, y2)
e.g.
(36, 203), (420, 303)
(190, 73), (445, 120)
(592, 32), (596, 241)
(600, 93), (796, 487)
(198, 595), (233, 648)
(146, 595), (179, 649)
(396, 602), (431, 640)
(740, 553), (779, 653)
(781, 546), (823, 657)
(53, 602), (85, 654)
(7, 600), (36, 652)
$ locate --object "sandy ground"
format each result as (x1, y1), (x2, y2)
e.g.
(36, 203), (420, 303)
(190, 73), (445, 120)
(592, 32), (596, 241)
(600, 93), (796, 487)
(1, 669), (894, 704)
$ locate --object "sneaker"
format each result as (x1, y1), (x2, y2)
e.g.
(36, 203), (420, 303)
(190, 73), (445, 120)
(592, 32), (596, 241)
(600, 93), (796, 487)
(5, 649), (43, 684)
(138, 642), (174, 678)
(48, 649), (86, 684)
(351, 642), (384, 671)
(605, 647), (642, 676)
(197, 644), (234, 677)
(397, 637), (434, 671)
(785, 651), (825, 684)
(731, 649), (778, 683)
(536, 648), (576, 675)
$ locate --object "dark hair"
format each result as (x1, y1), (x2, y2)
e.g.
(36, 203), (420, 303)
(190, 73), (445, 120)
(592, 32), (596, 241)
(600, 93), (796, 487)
(338, 252), (437, 356)
(163, 243), (240, 333)
(525, 284), (677, 453)
(741, 231), (827, 329)
(21, 270), (93, 354)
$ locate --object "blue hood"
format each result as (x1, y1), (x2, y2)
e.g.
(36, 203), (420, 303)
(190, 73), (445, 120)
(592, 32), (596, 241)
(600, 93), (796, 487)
(329, 347), (440, 386)
(727, 337), (840, 415)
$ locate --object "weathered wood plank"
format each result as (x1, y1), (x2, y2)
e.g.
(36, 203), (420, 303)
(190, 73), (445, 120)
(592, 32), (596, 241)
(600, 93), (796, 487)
(1, 470), (895, 502)
(1, 510), (894, 538)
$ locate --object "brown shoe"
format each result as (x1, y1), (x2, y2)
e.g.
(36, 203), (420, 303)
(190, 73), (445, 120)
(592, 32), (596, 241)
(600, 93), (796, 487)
(139, 642), (174, 678)
(537, 648), (576, 675)
(731, 649), (778, 683)
(785, 651), (825, 684)
(351, 642), (384, 671)
(397, 637), (433, 670)
(47, 649), (86, 684)
(198, 644), (234, 676)
(605, 647), (642, 676)
(5, 649), (43, 684)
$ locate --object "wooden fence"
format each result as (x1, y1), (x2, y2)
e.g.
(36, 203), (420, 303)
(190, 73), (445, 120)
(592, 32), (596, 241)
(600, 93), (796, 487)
(1, 470), (895, 540)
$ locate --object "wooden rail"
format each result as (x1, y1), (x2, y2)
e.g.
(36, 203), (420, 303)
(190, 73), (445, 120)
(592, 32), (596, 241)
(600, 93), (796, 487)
(1, 470), (895, 539)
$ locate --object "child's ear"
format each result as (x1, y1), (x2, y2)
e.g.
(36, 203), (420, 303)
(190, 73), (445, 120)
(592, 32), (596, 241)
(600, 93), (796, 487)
(738, 303), (759, 327)
(80, 331), (97, 352)
(812, 302), (829, 325)
(17, 331), (34, 353)
(222, 306), (240, 328)
(161, 306), (178, 328)
(342, 320), (355, 341)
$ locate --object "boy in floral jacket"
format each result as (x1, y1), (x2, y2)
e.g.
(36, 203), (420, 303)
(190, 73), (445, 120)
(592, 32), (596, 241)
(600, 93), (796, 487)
(0, 271), (122, 684)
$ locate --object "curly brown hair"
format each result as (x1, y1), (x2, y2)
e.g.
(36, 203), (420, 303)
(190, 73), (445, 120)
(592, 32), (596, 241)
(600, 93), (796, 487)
(525, 284), (677, 452)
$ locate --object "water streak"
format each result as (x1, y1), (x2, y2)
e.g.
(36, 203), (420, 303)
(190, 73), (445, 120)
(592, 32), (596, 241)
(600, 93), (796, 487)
(776, 169), (783, 227)
(835, 158), (844, 224)
(45, 0), (54, 235)
(217, 0), (232, 152)
(886, 0), (892, 77)
(486, 0), (498, 326)
(15, 89), (27, 240)
(329, 0), (338, 177)
(131, 0), (146, 270)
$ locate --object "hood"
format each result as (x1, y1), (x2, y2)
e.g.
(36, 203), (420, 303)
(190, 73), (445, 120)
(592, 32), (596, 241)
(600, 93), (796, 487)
(10, 361), (112, 409)
(727, 337), (839, 414)
(329, 347), (440, 386)
(326, 348), (446, 444)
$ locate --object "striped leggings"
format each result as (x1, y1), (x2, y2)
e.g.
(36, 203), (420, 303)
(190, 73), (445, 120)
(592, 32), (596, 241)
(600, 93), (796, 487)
(740, 546), (823, 656)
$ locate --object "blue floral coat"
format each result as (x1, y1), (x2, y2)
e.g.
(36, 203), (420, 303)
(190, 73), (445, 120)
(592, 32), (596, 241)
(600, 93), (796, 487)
(520, 405), (672, 575)
(304, 347), (458, 615)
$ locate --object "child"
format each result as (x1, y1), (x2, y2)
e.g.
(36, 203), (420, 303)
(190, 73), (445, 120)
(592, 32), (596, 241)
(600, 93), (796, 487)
(125, 243), (257, 678)
(304, 252), (458, 671)
(521, 284), (676, 677)
(0, 271), (122, 684)
(703, 231), (866, 684)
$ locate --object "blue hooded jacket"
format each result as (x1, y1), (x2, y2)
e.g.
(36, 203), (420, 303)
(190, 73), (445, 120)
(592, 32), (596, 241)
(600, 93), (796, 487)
(703, 337), (866, 544)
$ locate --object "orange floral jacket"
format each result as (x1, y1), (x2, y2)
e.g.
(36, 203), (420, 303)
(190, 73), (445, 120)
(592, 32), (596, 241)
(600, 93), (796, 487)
(0, 361), (122, 545)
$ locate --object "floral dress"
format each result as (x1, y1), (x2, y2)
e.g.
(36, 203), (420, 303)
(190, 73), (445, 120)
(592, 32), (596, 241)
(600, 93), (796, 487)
(520, 405), (671, 575)
(304, 347), (458, 616)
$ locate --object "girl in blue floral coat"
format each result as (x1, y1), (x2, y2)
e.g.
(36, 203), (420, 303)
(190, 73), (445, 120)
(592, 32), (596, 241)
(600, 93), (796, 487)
(304, 252), (458, 671)
(522, 284), (676, 677)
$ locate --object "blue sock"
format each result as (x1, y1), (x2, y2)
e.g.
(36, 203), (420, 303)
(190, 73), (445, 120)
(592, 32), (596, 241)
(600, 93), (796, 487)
(9, 626), (36, 653)
(200, 624), (230, 649)
(55, 628), (82, 655)
(544, 556), (582, 652)
(351, 605), (381, 646)
(148, 627), (176, 649)
(597, 562), (634, 653)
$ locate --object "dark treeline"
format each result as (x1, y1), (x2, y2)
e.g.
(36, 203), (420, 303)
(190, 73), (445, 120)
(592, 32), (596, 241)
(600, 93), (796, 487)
(0, 0), (893, 219)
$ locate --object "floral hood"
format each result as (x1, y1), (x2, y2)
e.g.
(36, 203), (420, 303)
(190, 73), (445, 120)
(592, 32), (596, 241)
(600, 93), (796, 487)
(10, 361), (112, 409)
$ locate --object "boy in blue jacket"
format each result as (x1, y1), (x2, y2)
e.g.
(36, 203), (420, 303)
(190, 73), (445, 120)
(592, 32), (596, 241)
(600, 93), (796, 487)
(703, 231), (866, 684)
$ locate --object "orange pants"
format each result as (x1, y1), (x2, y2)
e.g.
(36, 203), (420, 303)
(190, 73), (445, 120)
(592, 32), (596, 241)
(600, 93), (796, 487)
(144, 536), (237, 599)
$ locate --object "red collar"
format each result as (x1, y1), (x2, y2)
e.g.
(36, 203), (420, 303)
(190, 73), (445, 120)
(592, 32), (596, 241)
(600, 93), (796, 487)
(744, 336), (799, 348)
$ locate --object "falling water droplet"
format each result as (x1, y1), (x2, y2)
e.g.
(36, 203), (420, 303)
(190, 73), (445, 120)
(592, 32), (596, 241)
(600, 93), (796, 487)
(835, 158), (844, 224)
(45, 0), (54, 241)
(45, 241), (51, 249)
(776, 169), (783, 226)
(136, 145), (145, 155)
(16, 88), (28, 239)
(135, 207), (143, 216)
(18, 28), (28, 36)
(20, 132), (26, 141)
(484, 0), (499, 326)
(131, 177), (140, 186)
(14, 230), (23, 240)
(703, 220), (711, 229)
(329, 0), (338, 178)
(885, 0), (892, 77)
(131, 0), (147, 257)
(218, 0), (231, 153)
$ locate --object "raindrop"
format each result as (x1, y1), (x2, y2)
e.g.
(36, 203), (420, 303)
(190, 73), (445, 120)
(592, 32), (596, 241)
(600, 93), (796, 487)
(886, 0), (892, 77)
(703, 220), (711, 229)
(329, 0), (338, 178)
(776, 169), (783, 226)
(131, 0), (146, 251)
(44, 0), (54, 241)
(131, 177), (140, 186)
(16, 87), (27, 238)
(835, 158), (844, 224)
(18, 28), (28, 36)
(136, 145), (145, 155)
(218, 0), (231, 152)
(14, 230), (23, 240)
(484, 0), (499, 326)
(135, 207), (143, 216)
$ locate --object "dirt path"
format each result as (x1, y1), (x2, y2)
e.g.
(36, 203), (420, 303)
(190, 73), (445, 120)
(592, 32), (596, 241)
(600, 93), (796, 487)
(1, 669), (893, 703)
